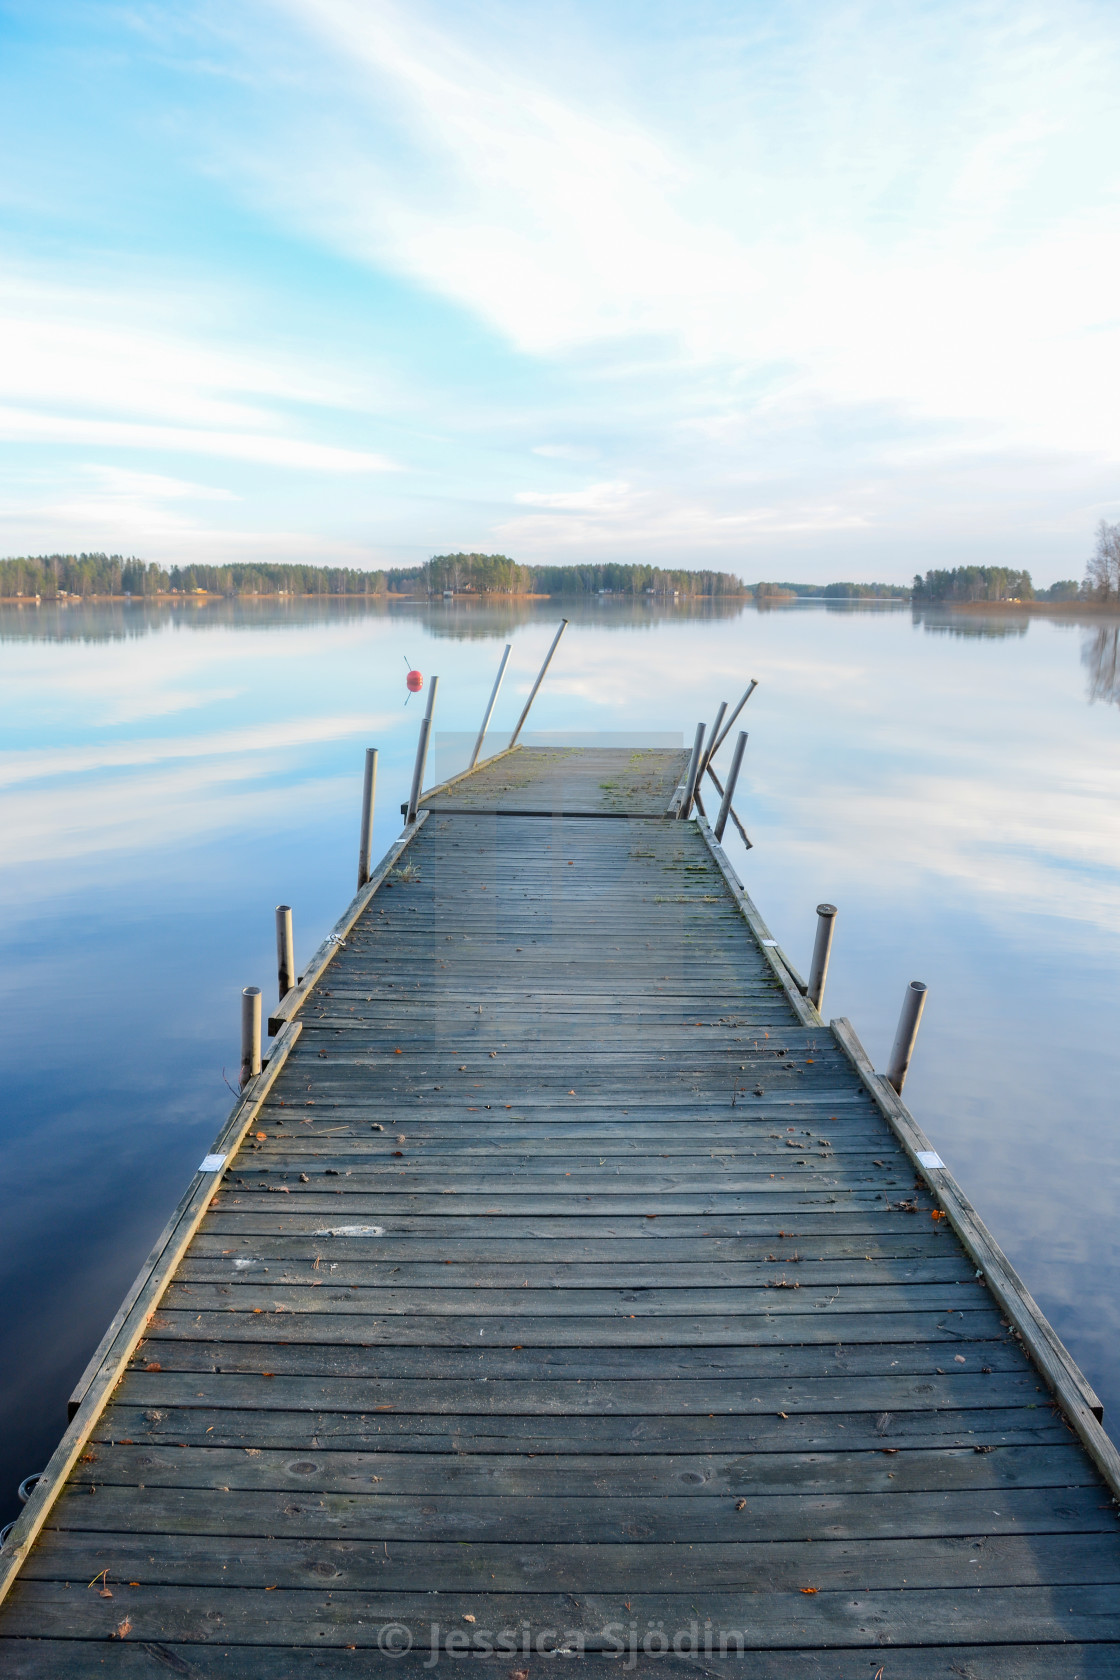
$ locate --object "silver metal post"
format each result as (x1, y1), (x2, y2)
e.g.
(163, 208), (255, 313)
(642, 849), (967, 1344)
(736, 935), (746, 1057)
(406, 676), (439, 823)
(807, 902), (837, 1011)
(357, 747), (378, 887)
(679, 723), (706, 819)
(470, 644), (511, 768)
(509, 620), (568, 747)
(710, 679), (758, 758)
(275, 906), (295, 1001)
(702, 701), (727, 773)
(713, 731), (748, 841)
(240, 986), (262, 1086)
(886, 981), (928, 1093)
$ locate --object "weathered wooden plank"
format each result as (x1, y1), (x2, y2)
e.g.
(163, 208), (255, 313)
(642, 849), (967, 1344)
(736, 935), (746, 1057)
(98, 1403), (1073, 1454)
(119, 1338), (1027, 1384)
(2, 1642), (1117, 1680)
(207, 1193), (937, 1214)
(21, 1527), (1120, 1592)
(156, 1280), (992, 1316)
(141, 1306), (1005, 1345)
(41, 1481), (1115, 1544)
(9, 1577), (1120, 1650)
(235, 1138), (899, 1160)
(198, 1208), (955, 1236)
(187, 1230), (966, 1260)
(175, 1257), (978, 1289)
(110, 1368), (1046, 1413)
(66, 1441), (1093, 1498)
(213, 1168), (920, 1194)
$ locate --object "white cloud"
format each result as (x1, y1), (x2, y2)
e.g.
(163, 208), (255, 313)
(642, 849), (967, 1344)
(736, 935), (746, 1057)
(499, 482), (870, 555)
(245, 0), (1120, 462)
(85, 467), (240, 503)
(514, 480), (631, 512)
(0, 406), (398, 473)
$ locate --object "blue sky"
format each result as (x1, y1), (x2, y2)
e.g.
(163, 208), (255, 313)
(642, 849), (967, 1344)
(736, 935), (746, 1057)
(1, 0), (1119, 583)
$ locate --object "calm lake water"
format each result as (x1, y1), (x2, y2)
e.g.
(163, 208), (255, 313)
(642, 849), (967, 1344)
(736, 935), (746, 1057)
(2, 595), (1119, 1523)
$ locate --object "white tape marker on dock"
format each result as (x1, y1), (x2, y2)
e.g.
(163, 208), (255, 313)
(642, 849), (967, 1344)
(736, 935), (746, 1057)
(313, 1226), (385, 1237)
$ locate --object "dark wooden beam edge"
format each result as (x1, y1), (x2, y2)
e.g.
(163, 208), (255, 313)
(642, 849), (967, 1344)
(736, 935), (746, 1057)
(415, 741), (523, 807)
(695, 817), (820, 1028)
(0, 1019), (304, 1606)
(830, 1014), (1120, 1501)
(267, 813), (429, 1035)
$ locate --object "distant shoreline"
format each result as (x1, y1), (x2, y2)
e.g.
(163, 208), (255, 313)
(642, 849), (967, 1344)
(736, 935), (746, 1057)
(4, 591), (1116, 615)
(0, 589), (745, 605)
(944, 599), (1120, 617)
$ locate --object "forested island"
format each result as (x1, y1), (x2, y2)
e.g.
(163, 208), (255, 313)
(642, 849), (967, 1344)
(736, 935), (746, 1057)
(2, 543), (1115, 604)
(0, 552), (746, 601)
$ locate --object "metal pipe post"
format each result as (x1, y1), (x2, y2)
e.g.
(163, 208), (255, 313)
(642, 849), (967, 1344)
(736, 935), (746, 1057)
(357, 747), (378, 887)
(806, 902), (837, 1011)
(679, 722), (707, 819)
(702, 701), (727, 773)
(710, 679), (758, 758)
(275, 905), (295, 1001)
(240, 986), (262, 1087)
(470, 644), (511, 768)
(886, 980), (928, 1093)
(713, 730), (748, 841)
(509, 620), (568, 747)
(406, 676), (439, 823)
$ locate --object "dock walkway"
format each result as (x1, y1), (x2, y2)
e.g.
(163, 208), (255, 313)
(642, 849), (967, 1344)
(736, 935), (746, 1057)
(2, 745), (1119, 1676)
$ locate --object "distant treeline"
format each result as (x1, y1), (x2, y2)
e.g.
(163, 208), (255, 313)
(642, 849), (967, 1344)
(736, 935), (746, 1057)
(0, 554), (415, 599)
(3, 550), (1102, 606)
(750, 580), (908, 599)
(422, 554), (745, 596)
(1, 551), (744, 600)
(911, 566), (1080, 603)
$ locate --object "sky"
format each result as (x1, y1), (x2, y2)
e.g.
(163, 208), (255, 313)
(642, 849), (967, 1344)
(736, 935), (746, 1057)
(1, 0), (1119, 584)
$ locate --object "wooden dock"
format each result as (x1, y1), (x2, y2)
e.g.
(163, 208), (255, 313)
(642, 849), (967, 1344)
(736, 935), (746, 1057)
(2, 743), (1119, 1676)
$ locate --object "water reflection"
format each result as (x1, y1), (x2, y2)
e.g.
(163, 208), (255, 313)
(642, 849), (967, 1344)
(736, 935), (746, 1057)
(912, 606), (1029, 638)
(1082, 624), (1120, 707)
(0, 592), (751, 645)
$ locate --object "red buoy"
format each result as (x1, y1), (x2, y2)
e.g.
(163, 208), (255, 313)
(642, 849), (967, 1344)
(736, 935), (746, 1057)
(406, 669), (423, 693)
